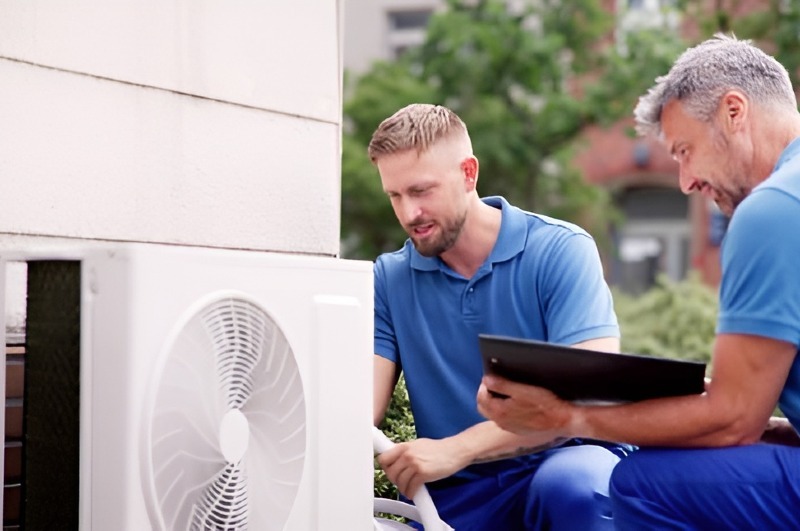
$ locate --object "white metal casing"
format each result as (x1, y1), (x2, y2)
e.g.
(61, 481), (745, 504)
(2, 242), (374, 530)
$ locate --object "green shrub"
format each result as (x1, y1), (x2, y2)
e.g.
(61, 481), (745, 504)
(614, 273), (718, 369)
(374, 376), (415, 500)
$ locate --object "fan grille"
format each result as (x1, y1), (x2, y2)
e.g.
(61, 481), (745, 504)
(190, 463), (248, 530)
(203, 300), (264, 410)
(144, 296), (307, 531)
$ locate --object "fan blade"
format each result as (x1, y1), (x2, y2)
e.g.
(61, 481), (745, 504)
(189, 462), (248, 531)
(202, 299), (265, 409)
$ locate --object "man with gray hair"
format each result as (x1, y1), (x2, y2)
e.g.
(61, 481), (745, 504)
(370, 103), (629, 530)
(478, 34), (800, 530)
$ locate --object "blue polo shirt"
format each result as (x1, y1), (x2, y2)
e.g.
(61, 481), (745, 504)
(718, 137), (800, 432)
(374, 196), (619, 441)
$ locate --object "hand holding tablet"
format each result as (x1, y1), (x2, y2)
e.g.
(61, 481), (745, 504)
(479, 334), (706, 403)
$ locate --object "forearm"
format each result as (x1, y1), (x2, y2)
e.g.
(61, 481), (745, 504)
(374, 355), (399, 426)
(450, 421), (566, 466)
(572, 393), (759, 447)
(376, 421), (564, 497)
(480, 335), (795, 449)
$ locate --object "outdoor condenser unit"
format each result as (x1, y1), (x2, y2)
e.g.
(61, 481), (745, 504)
(0, 242), (374, 530)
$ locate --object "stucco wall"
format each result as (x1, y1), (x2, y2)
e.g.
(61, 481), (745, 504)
(0, 0), (343, 255)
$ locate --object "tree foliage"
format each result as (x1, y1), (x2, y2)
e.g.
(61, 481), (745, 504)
(341, 0), (686, 260)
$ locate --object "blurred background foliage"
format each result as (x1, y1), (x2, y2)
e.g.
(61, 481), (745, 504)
(342, 0), (686, 259)
(614, 273), (717, 367)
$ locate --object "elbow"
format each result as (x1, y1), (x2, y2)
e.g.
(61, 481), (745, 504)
(710, 415), (765, 446)
(733, 418), (769, 445)
(701, 389), (770, 446)
(718, 430), (761, 446)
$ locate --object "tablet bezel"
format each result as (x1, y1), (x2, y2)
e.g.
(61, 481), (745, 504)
(479, 334), (707, 402)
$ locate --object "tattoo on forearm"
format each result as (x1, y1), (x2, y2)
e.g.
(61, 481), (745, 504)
(472, 437), (570, 463)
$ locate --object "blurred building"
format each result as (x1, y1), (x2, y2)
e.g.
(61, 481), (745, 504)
(343, 0), (442, 74)
(342, 0), (735, 292)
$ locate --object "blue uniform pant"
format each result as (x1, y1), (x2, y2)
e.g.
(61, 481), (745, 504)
(610, 445), (800, 530)
(418, 443), (622, 531)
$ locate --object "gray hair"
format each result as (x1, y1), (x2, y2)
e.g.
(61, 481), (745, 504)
(368, 103), (471, 162)
(634, 33), (796, 137)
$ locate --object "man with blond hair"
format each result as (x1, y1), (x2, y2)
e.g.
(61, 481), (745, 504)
(369, 103), (628, 530)
(478, 34), (800, 530)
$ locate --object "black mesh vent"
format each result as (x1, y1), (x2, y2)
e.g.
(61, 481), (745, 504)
(24, 261), (81, 531)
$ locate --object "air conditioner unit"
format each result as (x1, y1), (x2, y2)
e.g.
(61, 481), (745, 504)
(0, 242), (374, 530)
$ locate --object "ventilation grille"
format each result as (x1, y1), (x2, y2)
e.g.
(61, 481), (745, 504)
(144, 296), (307, 531)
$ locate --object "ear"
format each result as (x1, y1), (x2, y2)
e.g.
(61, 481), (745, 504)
(461, 156), (479, 190)
(719, 90), (748, 132)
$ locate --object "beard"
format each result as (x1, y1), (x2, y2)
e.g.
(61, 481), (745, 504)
(709, 126), (750, 216)
(715, 182), (753, 217)
(714, 189), (745, 217)
(712, 168), (750, 217)
(407, 210), (467, 257)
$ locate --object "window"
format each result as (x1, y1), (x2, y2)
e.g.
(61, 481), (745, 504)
(613, 187), (691, 293)
(626, 0), (676, 12)
(386, 9), (433, 59)
(388, 10), (432, 30)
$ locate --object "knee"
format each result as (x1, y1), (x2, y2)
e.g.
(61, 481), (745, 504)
(525, 447), (619, 529)
(609, 451), (651, 500)
(530, 446), (619, 507)
(608, 451), (688, 531)
(610, 453), (633, 492)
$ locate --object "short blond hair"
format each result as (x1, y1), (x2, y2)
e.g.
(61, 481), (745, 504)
(368, 103), (470, 163)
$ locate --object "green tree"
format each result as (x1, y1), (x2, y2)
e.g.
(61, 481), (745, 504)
(341, 0), (686, 260)
(584, 28), (687, 125)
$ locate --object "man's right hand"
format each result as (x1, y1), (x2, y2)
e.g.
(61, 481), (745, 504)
(376, 437), (469, 498)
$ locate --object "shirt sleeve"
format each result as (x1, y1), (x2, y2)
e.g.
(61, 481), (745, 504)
(373, 257), (400, 363)
(538, 231), (620, 345)
(717, 189), (800, 347)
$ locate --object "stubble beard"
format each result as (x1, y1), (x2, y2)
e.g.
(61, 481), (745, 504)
(714, 164), (750, 217)
(409, 210), (467, 257)
(710, 127), (749, 216)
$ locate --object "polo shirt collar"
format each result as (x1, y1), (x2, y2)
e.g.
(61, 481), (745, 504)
(772, 136), (800, 175)
(409, 196), (527, 271)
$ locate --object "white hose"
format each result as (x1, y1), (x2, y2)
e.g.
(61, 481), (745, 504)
(372, 427), (455, 531)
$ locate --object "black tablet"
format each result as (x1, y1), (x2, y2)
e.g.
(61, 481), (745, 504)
(479, 334), (707, 403)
